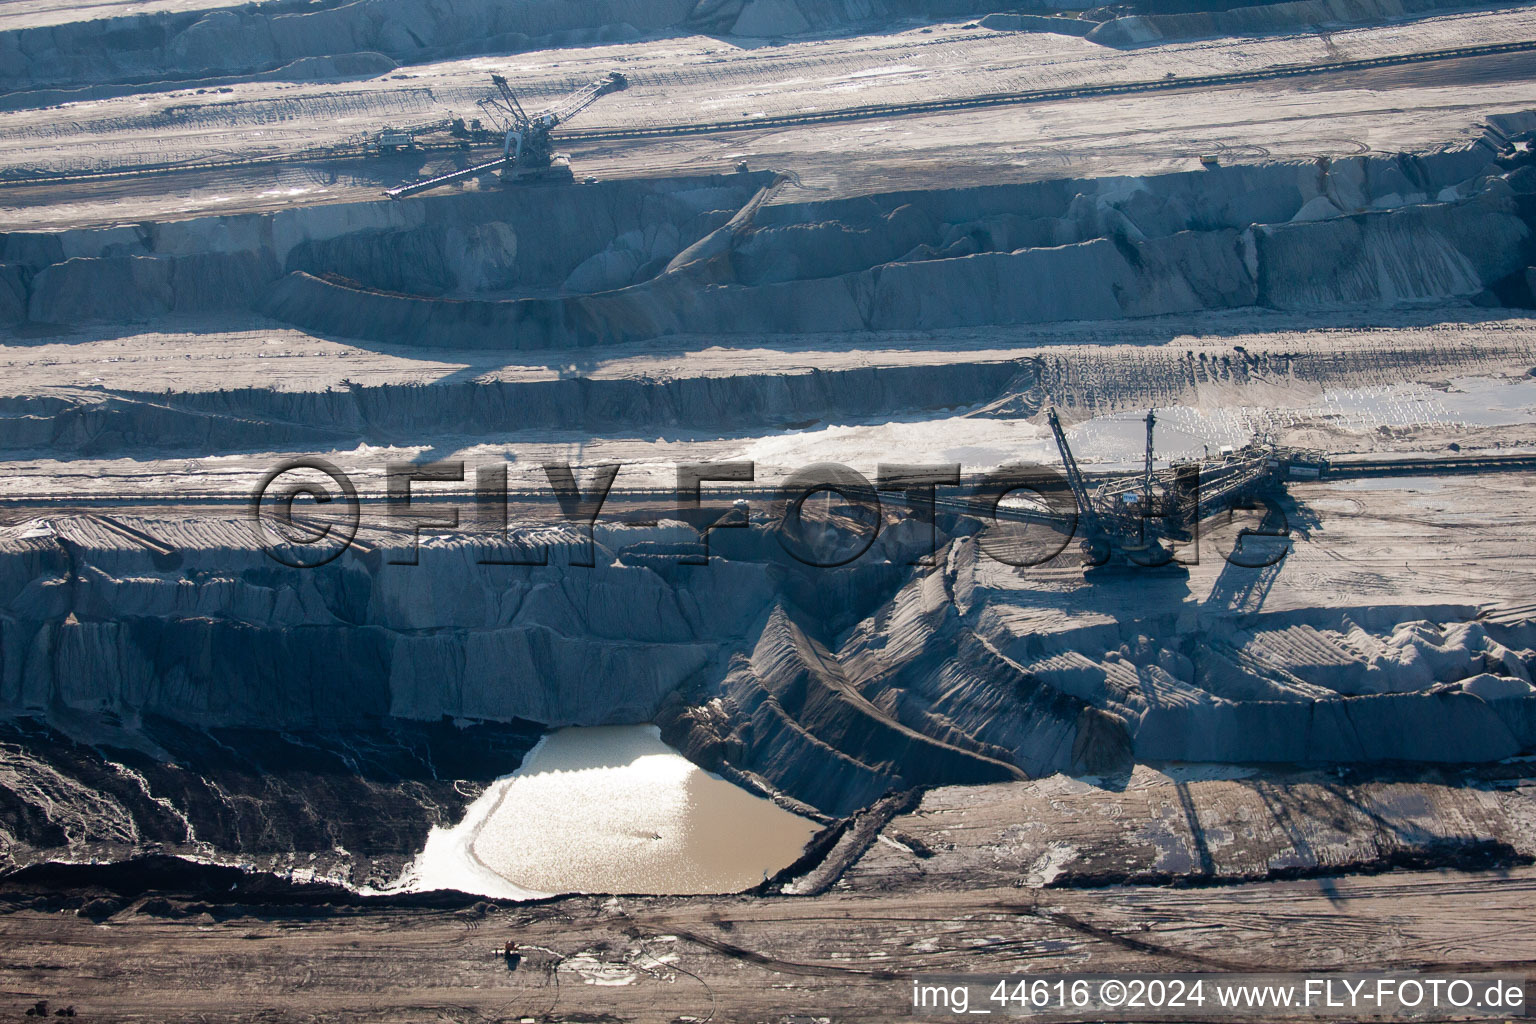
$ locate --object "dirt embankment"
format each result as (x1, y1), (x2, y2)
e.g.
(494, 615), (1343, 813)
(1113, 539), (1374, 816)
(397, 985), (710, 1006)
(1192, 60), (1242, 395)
(0, 0), (1023, 98)
(662, 529), (1536, 817)
(259, 131), (1536, 347)
(6, 119), (1532, 348)
(7, 502), (1534, 890)
(1086, 0), (1507, 46)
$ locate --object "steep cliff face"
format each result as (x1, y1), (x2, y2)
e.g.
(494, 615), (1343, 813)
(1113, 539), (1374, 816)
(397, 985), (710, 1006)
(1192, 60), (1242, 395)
(27, 252), (279, 323)
(0, 0), (699, 94)
(3, 357), (1030, 460)
(14, 173), (766, 328)
(0, 508), (958, 729)
(4, 498), (1535, 859)
(1256, 190), (1532, 308)
(8, 128), (1530, 348)
(0, 505), (928, 871)
(3, 521), (742, 728)
(689, 605), (1028, 816)
(0, 713), (542, 887)
(258, 144), (1530, 349)
(663, 532), (1536, 814)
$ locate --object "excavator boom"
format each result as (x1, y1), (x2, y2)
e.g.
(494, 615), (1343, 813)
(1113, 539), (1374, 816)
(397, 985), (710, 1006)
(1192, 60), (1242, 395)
(1047, 408), (1098, 529)
(547, 71), (628, 127)
(386, 71), (627, 199)
(491, 74), (529, 126)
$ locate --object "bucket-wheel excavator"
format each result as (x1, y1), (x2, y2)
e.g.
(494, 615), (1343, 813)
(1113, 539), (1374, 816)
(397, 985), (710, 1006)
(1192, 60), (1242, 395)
(1045, 407), (1320, 571)
(385, 71), (627, 199)
(1046, 408), (1188, 570)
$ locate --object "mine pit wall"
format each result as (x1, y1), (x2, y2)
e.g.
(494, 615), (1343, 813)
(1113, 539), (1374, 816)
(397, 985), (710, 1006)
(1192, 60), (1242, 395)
(7, 319), (1536, 462)
(2, 509), (1535, 830)
(0, 517), (921, 732)
(0, 0), (1511, 99)
(0, 516), (938, 865)
(1255, 190), (1532, 308)
(5, 172), (772, 326)
(0, 358), (1029, 460)
(0, 713), (545, 885)
(251, 139), (1536, 347)
(1, 126), (1534, 838)
(6, 123), (1533, 344)
(11, 318), (1536, 461)
(1085, 0), (1509, 46)
(0, 0), (704, 95)
(0, 0), (1014, 97)
(664, 533), (1536, 817)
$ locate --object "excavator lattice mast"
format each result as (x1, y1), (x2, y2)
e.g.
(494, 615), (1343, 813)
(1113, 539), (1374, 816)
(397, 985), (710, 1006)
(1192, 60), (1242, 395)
(1143, 408), (1156, 501)
(492, 74), (528, 124)
(1047, 408), (1098, 529)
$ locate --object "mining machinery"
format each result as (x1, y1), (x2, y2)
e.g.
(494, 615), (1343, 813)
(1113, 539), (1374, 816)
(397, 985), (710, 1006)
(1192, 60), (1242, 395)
(363, 118), (462, 154)
(385, 71), (627, 199)
(1047, 408), (1187, 568)
(1045, 407), (1327, 570)
(352, 114), (503, 155)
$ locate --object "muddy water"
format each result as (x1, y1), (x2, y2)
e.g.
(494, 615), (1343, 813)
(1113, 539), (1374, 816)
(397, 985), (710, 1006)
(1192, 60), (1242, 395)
(457, 726), (819, 896)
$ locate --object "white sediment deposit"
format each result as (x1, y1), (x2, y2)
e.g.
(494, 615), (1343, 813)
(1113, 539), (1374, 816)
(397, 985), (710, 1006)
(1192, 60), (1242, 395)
(406, 725), (818, 897)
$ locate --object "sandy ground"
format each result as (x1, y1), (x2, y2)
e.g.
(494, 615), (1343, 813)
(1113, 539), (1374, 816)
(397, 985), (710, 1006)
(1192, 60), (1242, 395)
(6, 308), (1531, 397)
(6, 77), (1531, 227)
(6, 470), (1536, 629)
(9, 8), (1536, 156)
(847, 761), (1536, 888)
(3, 307), (1533, 499)
(2, 9), (1535, 227)
(3, 863), (1534, 1021)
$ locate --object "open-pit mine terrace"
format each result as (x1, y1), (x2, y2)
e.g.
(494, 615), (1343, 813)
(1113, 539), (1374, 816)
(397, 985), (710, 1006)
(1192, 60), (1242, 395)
(3, 0), (1536, 1019)
(4, 0), (1536, 224)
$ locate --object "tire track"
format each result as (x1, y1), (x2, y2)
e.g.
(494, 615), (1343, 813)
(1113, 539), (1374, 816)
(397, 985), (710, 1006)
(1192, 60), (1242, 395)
(562, 38), (1536, 142)
(1, 38), (1532, 188)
